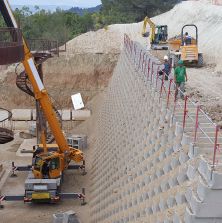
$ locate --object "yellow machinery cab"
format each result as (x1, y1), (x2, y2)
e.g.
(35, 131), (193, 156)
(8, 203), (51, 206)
(168, 24), (203, 67)
(32, 144), (64, 179)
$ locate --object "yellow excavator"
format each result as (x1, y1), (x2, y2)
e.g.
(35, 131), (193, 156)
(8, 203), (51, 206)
(142, 16), (168, 50)
(0, 0), (86, 204)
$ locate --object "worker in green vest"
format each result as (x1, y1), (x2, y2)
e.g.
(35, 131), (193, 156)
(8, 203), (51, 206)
(174, 60), (188, 100)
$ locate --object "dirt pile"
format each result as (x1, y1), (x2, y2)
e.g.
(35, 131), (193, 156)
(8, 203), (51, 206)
(0, 28), (123, 109)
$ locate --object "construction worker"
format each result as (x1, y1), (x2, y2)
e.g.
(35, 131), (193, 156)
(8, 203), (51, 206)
(159, 55), (171, 80)
(174, 60), (187, 100)
(184, 32), (192, 45)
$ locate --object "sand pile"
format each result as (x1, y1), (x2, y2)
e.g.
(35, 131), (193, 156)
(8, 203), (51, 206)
(152, 1), (222, 71)
(65, 23), (145, 54)
(42, 23), (146, 107)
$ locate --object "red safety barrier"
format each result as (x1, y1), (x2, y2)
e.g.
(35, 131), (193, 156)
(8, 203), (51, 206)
(183, 96), (189, 130)
(147, 58), (151, 80)
(150, 62), (154, 83)
(155, 65), (160, 88)
(213, 126), (220, 168)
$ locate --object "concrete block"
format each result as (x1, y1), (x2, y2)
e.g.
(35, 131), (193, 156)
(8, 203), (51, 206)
(63, 210), (78, 223)
(179, 151), (189, 164)
(198, 156), (222, 189)
(163, 218), (173, 223)
(12, 109), (32, 121)
(181, 133), (191, 146)
(159, 199), (167, 212)
(61, 110), (71, 121)
(175, 193), (186, 205)
(190, 192), (222, 218)
(159, 152), (166, 161)
(161, 180), (170, 192)
(187, 165), (197, 180)
(72, 109), (91, 121)
(165, 146), (174, 156)
(188, 143), (199, 158)
(197, 178), (222, 203)
(173, 214), (182, 223)
(177, 172), (188, 184)
(173, 143), (182, 152)
(171, 157), (180, 168)
(175, 122), (183, 136)
(53, 213), (64, 223)
(163, 163), (172, 174)
(13, 121), (30, 130)
(151, 203), (159, 213)
(169, 176), (178, 188)
(184, 207), (222, 223)
(167, 196), (176, 208)
(154, 186), (161, 195)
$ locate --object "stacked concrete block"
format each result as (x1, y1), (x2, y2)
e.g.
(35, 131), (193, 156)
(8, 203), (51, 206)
(72, 109), (91, 121)
(11, 109), (32, 121)
(89, 41), (222, 223)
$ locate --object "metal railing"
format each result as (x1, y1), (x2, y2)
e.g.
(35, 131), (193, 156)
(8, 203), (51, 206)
(0, 27), (23, 46)
(27, 39), (66, 56)
(124, 33), (222, 172)
(0, 27), (24, 65)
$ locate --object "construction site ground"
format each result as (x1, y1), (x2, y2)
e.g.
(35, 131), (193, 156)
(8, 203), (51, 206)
(0, 93), (102, 223)
(0, 132), (91, 223)
(1, 1), (222, 222)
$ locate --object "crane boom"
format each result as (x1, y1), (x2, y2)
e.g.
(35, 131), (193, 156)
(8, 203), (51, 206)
(0, 0), (71, 153)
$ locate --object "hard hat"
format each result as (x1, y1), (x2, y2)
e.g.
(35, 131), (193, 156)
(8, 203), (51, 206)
(164, 55), (168, 60)
(178, 60), (184, 65)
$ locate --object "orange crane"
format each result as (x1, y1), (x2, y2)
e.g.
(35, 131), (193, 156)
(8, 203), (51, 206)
(0, 0), (86, 204)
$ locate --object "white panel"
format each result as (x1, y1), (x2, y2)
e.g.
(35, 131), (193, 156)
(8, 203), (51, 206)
(4, 0), (18, 28)
(27, 58), (44, 91)
(71, 93), (84, 110)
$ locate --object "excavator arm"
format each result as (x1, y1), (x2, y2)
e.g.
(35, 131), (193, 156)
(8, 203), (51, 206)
(142, 16), (156, 43)
(0, 0), (83, 162)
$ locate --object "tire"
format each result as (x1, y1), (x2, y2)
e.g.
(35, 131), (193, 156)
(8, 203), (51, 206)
(197, 53), (204, 67)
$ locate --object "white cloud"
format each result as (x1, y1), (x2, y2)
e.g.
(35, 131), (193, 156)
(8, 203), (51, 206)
(9, 0), (101, 8)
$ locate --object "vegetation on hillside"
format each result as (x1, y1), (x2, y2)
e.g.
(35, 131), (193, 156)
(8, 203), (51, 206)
(0, 0), (181, 43)
(68, 5), (102, 16)
(100, 0), (181, 24)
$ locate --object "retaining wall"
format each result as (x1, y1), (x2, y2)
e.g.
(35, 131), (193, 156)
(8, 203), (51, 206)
(89, 35), (222, 222)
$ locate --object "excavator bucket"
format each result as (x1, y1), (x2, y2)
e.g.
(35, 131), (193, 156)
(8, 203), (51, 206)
(0, 28), (24, 65)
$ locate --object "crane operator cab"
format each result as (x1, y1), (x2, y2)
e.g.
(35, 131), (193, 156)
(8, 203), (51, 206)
(154, 25), (168, 44)
(32, 144), (63, 179)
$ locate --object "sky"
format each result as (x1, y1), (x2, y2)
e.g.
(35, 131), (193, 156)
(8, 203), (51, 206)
(9, 0), (102, 8)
